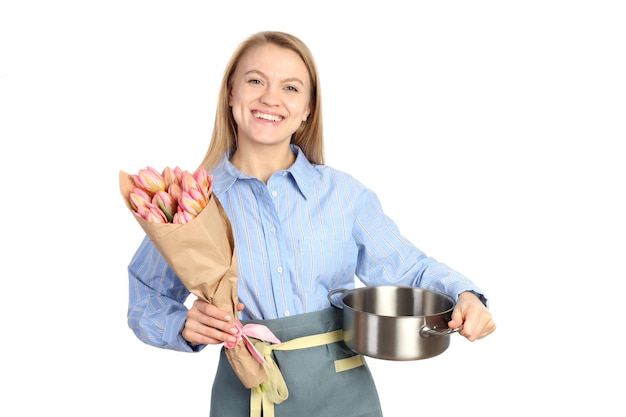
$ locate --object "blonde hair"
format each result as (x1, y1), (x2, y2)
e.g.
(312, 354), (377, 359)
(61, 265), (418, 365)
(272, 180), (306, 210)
(199, 31), (324, 171)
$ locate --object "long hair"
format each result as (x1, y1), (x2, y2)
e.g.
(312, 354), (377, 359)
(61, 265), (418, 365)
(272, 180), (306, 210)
(198, 31), (324, 171)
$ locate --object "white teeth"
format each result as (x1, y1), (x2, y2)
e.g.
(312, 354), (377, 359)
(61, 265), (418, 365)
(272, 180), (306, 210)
(254, 112), (282, 122)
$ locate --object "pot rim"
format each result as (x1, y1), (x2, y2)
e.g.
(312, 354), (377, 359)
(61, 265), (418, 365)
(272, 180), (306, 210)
(329, 285), (456, 318)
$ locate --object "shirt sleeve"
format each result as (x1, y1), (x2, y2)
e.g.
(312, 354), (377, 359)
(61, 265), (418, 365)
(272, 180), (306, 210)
(127, 235), (203, 351)
(351, 187), (488, 307)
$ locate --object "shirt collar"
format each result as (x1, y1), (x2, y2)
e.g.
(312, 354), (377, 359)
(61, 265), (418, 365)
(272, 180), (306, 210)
(211, 144), (317, 200)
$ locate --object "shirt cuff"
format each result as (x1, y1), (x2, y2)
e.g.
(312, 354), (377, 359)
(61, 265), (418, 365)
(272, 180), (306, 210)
(165, 310), (205, 352)
(449, 281), (488, 308)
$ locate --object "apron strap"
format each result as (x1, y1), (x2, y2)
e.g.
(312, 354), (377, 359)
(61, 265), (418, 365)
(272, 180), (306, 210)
(249, 329), (345, 417)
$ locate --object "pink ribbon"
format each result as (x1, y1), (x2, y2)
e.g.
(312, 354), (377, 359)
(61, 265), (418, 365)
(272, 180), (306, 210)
(224, 321), (281, 364)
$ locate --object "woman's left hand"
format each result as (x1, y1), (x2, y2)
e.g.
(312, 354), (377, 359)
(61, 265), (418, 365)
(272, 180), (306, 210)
(448, 291), (496, 341)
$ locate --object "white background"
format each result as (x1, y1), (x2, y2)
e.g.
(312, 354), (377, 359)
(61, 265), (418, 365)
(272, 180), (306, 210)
(1, 1), (624, 416)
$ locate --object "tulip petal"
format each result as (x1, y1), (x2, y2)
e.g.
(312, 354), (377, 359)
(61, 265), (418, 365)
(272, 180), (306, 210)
(168, 182), (182, 202)
(187, 188), (208, 209)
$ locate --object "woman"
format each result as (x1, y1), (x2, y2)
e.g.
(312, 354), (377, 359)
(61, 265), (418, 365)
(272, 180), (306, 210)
(127, 31), (496, 417)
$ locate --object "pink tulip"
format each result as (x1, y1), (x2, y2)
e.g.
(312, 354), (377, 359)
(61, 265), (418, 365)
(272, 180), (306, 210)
(162, 166), (183, 188)
(135, 204), (168, 223)
(153, 190), (177, 222)
(133, 166), (166, 196)
(178, 190), (204, 217)
(193, 168), (213, 198)
(180, 170), (199, 193)
(129, 187), (152, 211)
(168, 182), (182, 203)
(189, 188), (208, 209)
(173, 208), (194, 224)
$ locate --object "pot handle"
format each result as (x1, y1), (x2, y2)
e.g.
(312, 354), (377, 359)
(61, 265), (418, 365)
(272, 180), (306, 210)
(327, 288), (348, 309)
(420, 325), (463, 338)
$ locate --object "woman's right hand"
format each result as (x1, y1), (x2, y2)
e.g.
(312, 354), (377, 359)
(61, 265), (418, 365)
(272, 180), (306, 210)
(182, 298), (244, 346)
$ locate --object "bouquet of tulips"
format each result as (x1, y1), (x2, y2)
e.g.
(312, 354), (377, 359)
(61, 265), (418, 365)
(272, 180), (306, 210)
(127, 166), (211, 224)
(119, 166), (270, 389)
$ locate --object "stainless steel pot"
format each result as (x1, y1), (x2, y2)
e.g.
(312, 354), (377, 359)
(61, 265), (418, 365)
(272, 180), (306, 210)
(328, 286), (462, 361)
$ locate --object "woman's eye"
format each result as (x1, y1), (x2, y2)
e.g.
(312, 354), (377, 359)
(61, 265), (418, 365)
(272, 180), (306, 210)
(285, 85), (298, 92)
(248, 79), (262, 85)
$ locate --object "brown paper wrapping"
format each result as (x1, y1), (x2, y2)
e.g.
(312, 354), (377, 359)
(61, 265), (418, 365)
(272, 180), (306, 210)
(119, 170), (267, 388)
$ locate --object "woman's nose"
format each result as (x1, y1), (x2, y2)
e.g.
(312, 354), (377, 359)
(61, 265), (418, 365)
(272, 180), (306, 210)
(260, 87), (280, 105)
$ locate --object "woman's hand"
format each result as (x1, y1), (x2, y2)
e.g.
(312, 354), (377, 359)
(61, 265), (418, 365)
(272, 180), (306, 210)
(182, 299), (245, 346)
(448, 291), (496, 341)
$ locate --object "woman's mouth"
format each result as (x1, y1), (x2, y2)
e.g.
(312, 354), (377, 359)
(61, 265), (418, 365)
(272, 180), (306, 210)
(253, 111), (283, 122)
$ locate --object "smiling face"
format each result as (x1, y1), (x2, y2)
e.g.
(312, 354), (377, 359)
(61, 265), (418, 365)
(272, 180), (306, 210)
(228, 43), (311, 149)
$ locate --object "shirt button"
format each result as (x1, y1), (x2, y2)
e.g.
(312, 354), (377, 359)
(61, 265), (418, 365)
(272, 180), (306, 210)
(271, 190), (278, 197)
(270, 226), (276, 233)
(277, 266), (283, 273)
(284, 310), (290, 317)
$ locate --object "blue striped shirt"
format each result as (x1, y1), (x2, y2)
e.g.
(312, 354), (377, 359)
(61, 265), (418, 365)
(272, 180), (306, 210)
(127, 145), (485, 351)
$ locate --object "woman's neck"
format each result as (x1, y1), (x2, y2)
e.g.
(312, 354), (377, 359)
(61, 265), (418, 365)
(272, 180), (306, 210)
(230, 143), (295, 183)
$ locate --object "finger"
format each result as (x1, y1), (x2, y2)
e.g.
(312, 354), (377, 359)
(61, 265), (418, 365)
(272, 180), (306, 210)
(183, 316), (239, 345)
(193, 299), (233, 321)
(460, 314), (496, 341)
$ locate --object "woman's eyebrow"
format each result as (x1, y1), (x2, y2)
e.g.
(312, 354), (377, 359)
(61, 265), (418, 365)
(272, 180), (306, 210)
(245, 69), (305, 86)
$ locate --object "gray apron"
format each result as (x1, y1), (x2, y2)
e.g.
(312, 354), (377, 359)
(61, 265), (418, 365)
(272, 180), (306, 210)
(210, 308), (383, 417)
